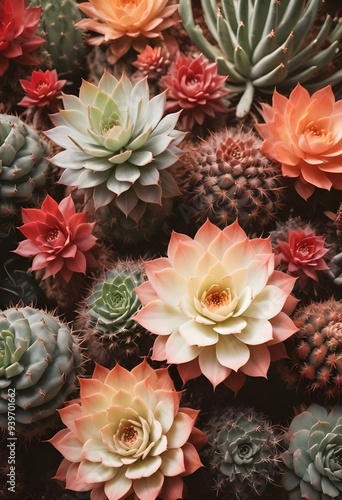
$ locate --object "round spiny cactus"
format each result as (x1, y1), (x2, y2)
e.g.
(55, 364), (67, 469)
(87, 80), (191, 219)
(0, 306), (82, 437)
(173, 128), (285, 235)
(202, 406), (282, 499)
(75, 259), (154, 369)
(279, 298), (342, 401)
(0, 114), (49, 213)
(179, 0), (342, 116)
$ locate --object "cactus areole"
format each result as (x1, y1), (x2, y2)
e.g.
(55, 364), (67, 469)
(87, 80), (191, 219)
(179, 0), (342, 117)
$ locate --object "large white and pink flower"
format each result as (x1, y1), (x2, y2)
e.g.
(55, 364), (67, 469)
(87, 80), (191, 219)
(134, 220), (298, 393)
(48, 360), (205, 500)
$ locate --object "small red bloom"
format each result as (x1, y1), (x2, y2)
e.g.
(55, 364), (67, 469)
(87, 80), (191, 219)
(14, 195), (97, 283)
(18, 69), (67, 109)
(276, 229), (329, 288)
(161, 52), (229, 129)
(0, 0), (45, 76)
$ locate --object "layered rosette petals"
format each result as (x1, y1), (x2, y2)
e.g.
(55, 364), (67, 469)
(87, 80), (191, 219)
(134, 219), (298, 392)
(48, 360), (205, 500)
(14, 194), (97, 282)
(76, 0), (179, 63)
(18, 69), (67, 108)
(256, 84), (342, 200)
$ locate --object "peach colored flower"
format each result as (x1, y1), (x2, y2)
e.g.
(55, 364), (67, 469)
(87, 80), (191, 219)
(276, 229), (329, 289)
(14, 195), (97, 283)
(256, 84), (342, 200)
(134, 220), (298, 393)
(48, 360), (205, 500)
(76, 0), (179, 63)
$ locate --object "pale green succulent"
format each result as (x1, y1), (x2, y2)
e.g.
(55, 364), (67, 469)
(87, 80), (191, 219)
(179, 0), (342, 117)
(0, 114), (49, 208)
(0, 306), (82, 431)
(281, 403), (342, 500)
(45, 72), (185, 221)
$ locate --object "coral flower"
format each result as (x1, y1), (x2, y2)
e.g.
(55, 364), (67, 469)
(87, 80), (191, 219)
(0, 0), (45, 76)
(256, 84), (342, 200)
(276, 229), (329, 289)
(161, 52), (229, 129)
(76, 0), (179, 63)
(134, 219), (298, 393)
(14, 195), (97, 283)
(48, 360), (205, 500)
(18, 69), (67, 109)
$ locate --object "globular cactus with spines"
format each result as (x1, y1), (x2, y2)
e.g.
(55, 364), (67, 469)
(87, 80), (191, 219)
(172, 128), (285, 235)
(0, 306), (82, 438)
(29, 0), (87, 82)
(279, 298), (342, 401)
(0, 114), (49, 214)
(75, 259), (155, 369)
(202, 406), (282, 499)
(179, 0), (342, 117)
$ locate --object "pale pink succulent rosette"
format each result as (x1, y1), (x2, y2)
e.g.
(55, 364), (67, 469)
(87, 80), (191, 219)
(48, 360), (206, 500)
(161, 52), (229, 129)
(256, 84), (342, 200)
(134, 219), (298, 393)
(14, 194), (97, 283)
(276, 229), (329, 289)
(76, 0), (179, 63)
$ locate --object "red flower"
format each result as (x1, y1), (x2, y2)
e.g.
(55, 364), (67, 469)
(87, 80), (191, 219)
(0, 0), (45, 76)
(276, 229), (329, 288)
(18, 69), (67, 109)
(14, 195), (97, 283)
(161, 52), (229, 129)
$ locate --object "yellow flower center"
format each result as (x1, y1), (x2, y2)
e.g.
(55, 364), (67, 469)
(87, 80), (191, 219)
(305, 123), (326, 138)
(121, 425), (139, 445)
(118, 0), (139, 6)
(203, 289), (231, 311)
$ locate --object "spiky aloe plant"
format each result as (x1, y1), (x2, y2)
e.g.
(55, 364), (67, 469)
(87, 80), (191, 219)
(179, 0), (342, 117)
(0, 306), (82, 437)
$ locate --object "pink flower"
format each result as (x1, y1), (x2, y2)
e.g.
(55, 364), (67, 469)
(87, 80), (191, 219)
(276, 229), (329, 289)
(161, 52), (229, 129)
(134, 220), (298, 394)
(48, 360), (205, 500)
(18, 69), (67, 109)
(256, 84), (342, 200)
(133, 44), (172, 80)
(14, 195), (97, 283)
(0, 0), (45, 76)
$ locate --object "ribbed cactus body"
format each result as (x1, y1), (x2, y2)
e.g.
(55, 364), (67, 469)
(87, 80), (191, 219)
(0, 306), (82, 431)
(29, 0), (86, 80)
(179, 0), (342, 116)
(174, 128), (285, 234)
(0, 114), (49, 209)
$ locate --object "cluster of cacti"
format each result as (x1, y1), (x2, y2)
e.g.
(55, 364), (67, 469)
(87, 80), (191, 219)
(279, 298), (342, 401)
(179, 0), (342, 116)
(202, 406), (282, 498)
(28, 0), (87, 82)
(75, 259), (154, 368)
(0, 306), (82, 437)
(173, 128), (285, 233)
(0, 114), (49, 213)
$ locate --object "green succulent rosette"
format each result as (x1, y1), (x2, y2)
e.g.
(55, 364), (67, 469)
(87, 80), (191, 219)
(87, 267), (144, 334)
(204, 407), (281, 497)
(45, 72), (185, 221)
(0, 114), (49, 208)
(282, 403), (342, 500)
(0, 306), (82, 428)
